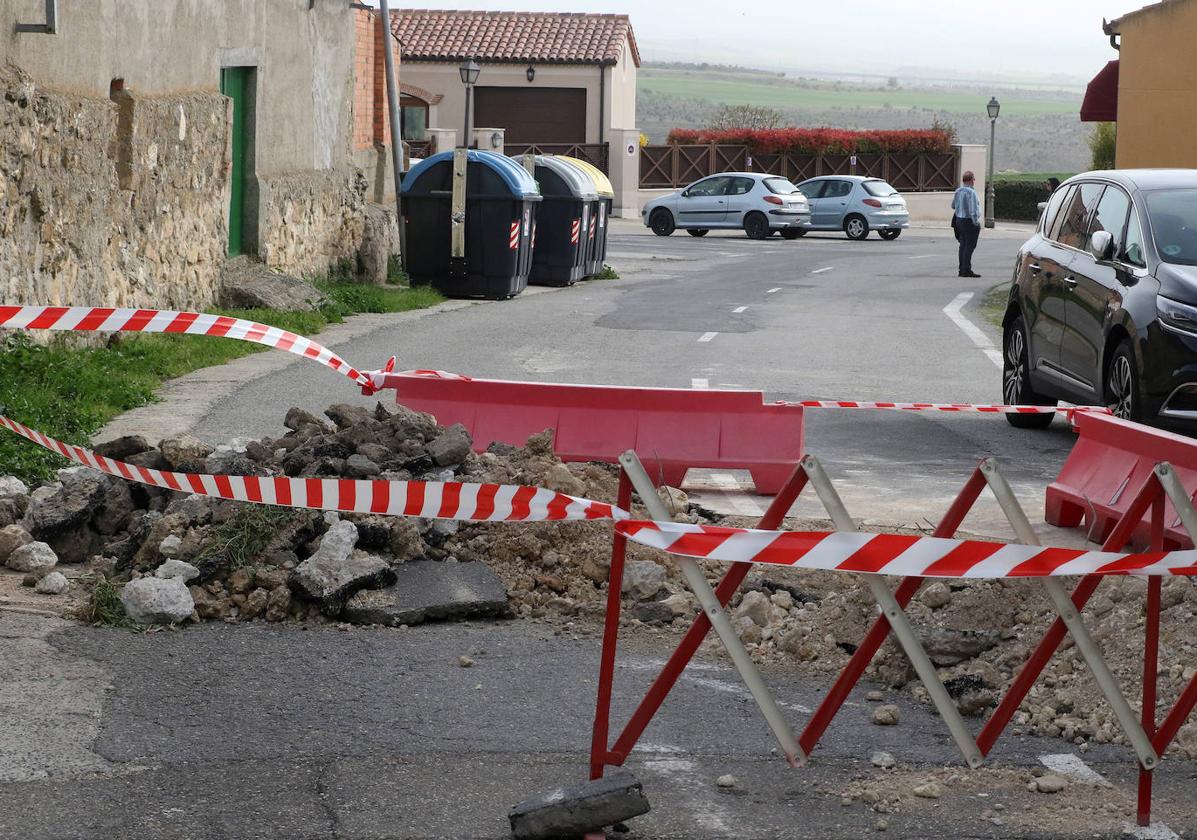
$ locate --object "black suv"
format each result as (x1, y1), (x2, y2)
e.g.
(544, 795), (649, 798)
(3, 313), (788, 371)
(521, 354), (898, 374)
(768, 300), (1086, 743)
(1003, 169), (1197, 429)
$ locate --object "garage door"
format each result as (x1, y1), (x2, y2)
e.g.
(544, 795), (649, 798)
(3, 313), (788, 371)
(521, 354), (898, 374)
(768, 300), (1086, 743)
(473, 87), (587, 144)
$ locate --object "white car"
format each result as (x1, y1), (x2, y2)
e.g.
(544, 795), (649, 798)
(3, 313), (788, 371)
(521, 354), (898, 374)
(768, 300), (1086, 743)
(795, 176), (910, 240)
(642, 172), (812, 240)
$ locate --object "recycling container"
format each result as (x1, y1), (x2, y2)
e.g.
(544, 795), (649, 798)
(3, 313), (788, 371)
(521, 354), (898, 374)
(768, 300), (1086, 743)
(528, 155), (599, 287)
(558, 156), (615, 278)
(401, 150), (542, 299)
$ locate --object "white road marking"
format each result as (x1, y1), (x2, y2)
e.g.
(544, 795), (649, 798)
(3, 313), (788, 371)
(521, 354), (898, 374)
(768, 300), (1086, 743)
(811, 266), (834, 274)
(909, 254), (936, 260)
(943, 292), (1003, 368)
(733, 306), (748, 313)
(684, 674), (812, 715)
(691, 378), (709, 389)
(766, 287), (782, 294)
(1037, 753), (1111, 786)
(709, 473), (766, 516)
(698, 332), (718, 343)
(1124, 823), (1181, 840)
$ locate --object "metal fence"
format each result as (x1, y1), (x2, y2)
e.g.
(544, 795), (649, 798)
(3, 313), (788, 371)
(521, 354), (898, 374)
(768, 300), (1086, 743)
(504, 143), (610, 174)
(639, 145), (959, 192)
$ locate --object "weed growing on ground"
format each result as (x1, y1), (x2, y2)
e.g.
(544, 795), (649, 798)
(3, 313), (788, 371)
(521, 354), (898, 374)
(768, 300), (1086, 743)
(594, 264), (620, 280)
(192, 505), (295, 573)
(86, 578), (140, 629)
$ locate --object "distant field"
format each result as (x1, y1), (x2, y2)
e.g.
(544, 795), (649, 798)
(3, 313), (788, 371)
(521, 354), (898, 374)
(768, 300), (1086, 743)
(994, 171), (1078, 182)
(638, 70), (1081, 117)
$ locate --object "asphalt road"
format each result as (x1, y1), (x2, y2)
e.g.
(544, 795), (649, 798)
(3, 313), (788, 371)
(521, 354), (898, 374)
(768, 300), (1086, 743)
(8, 221), (1188, 839)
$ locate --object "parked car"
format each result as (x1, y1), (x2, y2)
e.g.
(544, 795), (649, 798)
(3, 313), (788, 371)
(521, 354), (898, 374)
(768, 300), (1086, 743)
(794, 176), (909, 240)
(1003, 169), (1197, 429)
(642, 173), (811, 240)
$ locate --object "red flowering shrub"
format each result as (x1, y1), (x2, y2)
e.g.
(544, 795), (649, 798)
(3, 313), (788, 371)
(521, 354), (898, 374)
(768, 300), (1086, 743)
(664, 127), (953, 155)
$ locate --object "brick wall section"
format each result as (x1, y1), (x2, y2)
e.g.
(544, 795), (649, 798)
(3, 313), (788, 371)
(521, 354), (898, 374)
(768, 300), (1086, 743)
(352, 7), (399, 151)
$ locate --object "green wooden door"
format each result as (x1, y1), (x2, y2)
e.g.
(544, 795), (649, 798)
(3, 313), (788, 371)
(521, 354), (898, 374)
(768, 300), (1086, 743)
(220, 67), (250, 256)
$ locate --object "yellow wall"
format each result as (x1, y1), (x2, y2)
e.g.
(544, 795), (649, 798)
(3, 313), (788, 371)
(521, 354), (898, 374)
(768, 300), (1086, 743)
(1115, 0), (1197, 168)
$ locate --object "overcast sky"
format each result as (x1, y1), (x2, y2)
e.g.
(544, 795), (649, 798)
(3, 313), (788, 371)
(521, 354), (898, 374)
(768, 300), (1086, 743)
(385, 0), (1150, 82)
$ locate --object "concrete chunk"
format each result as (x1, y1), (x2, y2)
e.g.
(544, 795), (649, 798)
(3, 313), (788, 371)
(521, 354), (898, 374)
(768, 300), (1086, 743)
(342, 560), (511, 626)
(508, 771), (650, 839)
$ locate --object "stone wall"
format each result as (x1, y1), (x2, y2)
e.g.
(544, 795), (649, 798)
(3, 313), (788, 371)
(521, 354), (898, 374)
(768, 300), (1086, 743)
(0, 64), (231, 310)
(257, 167), (373, 279)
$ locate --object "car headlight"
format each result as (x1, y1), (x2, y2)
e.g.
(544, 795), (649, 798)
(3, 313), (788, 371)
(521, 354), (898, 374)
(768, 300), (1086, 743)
(1157, 296), (1197, 334)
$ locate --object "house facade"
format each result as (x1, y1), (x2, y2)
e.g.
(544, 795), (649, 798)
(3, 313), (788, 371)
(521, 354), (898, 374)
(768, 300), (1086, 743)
(391, 9), (643, 215)
(1, 0), (402, 312)
(1088, 0), (1197, 168)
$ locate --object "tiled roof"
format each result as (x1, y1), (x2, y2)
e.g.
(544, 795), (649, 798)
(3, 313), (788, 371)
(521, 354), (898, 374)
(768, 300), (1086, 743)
(391, 10), (640, 67)
(1107, 0), (1191, 32)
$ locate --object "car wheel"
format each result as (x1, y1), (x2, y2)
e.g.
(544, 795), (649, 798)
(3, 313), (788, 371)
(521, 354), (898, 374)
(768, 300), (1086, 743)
(879, 229), (901, 241)
(744, 212), (770, 240)
(1003, 316), (1056, 429)
(844, 214), (869, 240)
(687, 229), (709, 237)
(650, 210), (675, 237)
(1105, 341), (1146, 423)
(780, 229), (805, 240)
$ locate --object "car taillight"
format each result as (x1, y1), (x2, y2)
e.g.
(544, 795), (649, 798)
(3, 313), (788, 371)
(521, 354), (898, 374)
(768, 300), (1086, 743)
(763, 195), (784, 205)
(863, 198), (883, 208)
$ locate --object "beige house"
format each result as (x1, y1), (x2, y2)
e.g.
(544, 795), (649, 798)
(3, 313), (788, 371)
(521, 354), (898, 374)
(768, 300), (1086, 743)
(1088, 0), (1197, 168)
(391, 9), (643, 215)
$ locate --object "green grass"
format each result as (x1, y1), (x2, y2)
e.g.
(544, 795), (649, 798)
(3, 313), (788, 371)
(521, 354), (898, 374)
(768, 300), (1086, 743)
(982, 282), (1013, 330)
(638, 70), (1081, 117)
(593, 264), (620, 280)
(0, 279), (444, 484)
(86, 578), (141, 629)
(192, 505), (295, 573)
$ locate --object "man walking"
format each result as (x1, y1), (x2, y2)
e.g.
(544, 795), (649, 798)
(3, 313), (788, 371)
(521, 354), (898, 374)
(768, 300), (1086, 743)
(952, 171), (982, 278)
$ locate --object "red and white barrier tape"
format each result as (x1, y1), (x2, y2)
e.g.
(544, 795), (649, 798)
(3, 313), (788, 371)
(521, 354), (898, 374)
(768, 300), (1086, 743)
(0, 413), (621, 523)
(791, 400), (1110, 416)
(0, 304), (1176, 578)
(0, 305), (371, 389)
(614, 520), (1197, 579)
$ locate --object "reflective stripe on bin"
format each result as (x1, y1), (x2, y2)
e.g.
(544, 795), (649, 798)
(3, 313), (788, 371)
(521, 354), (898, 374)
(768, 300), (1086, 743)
(509, 220), (520, 249)
(571, 219), (581, 244)
(589, 215), (597, 239)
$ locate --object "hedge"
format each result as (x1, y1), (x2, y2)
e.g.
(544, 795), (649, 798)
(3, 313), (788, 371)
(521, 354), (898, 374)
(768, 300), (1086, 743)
(664, 127), (954, 155)
(994, 181), (1052, 222)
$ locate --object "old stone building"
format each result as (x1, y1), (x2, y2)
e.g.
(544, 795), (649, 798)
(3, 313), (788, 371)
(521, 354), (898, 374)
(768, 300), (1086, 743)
(0, 0), (402, 311)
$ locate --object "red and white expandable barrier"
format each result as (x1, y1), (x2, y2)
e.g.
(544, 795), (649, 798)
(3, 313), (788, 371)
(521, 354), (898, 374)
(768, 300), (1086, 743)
(794, 399), (1109, 416)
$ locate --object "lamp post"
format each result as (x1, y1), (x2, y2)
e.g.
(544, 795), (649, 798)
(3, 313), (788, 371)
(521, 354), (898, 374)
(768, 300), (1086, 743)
(459, 59), (480, 148)
(985, 96), (1000, 229)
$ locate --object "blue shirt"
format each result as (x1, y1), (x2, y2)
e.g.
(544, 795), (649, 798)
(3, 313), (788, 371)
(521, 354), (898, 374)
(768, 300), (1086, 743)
(952, 185), (981, 226)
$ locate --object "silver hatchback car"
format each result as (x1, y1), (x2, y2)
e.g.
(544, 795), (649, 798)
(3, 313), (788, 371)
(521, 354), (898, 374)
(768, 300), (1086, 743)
(642, 172), (812, 240)
(795, 176), (910, 240)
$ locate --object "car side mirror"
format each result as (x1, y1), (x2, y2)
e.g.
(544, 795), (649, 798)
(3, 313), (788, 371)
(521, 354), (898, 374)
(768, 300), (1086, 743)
(1089, 230), (1114, 261)
(680, 189), (690, 198)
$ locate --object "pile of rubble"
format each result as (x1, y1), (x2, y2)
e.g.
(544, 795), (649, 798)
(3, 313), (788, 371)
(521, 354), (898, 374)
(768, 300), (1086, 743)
(3, 399), (1197, 755)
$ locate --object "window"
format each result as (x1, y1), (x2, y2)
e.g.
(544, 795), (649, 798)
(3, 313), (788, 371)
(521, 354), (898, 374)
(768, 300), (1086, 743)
(1088, 186), (1130, 257)
(862, 180), (898, 197)
(765, 177), (800, 195)
(1146, 189), (1197, 266)
(1056, 183), (1104, 250)
(1042, 184), (1072, 236)
(726, 177), (755, 196)
(797, 180), (826, 200)
(686, 177), (730, 198)
(1124, 211), (1147, 268)
(399, 95), (428, 142)
(822, 180), (853, 199)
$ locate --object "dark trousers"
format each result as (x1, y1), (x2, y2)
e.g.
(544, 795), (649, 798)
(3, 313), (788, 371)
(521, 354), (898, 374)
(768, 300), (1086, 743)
(957, 219), (980, 273)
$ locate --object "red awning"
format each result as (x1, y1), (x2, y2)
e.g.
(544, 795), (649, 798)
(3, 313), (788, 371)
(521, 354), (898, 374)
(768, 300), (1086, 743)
(1081, 59), (1119, 122)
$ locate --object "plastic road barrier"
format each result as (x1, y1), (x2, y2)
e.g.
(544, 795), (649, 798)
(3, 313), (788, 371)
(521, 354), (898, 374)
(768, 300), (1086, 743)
(372, 370), (805, 495)
(528, 156), (598, 287)
(401, 150), (541, 299)
(1047, 411), (1197, 548)
(556, 156), (613, 278)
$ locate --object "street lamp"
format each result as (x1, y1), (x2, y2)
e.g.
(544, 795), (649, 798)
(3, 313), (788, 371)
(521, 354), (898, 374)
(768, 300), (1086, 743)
(459, 59), (480, 148)
(985, 96), (1000, 229)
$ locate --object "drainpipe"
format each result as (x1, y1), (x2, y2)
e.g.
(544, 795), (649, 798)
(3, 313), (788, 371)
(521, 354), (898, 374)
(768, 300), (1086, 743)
(377, 0), (404, 220)
(598, 63), (606, 146)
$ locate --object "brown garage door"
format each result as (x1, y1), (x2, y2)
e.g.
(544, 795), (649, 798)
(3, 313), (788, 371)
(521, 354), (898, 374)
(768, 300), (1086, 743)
(473, 87), (587, 144)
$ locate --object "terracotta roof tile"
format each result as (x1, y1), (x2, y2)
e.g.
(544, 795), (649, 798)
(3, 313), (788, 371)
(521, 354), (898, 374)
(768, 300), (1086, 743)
(391, 9), (640, 67)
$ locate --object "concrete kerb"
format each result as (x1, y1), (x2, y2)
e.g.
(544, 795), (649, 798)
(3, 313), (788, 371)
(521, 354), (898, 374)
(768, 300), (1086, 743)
(93, 286), (575, 446)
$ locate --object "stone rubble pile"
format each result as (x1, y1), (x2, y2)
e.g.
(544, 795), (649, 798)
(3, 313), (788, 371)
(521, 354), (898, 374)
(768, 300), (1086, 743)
(4, 399), (1197, 757)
